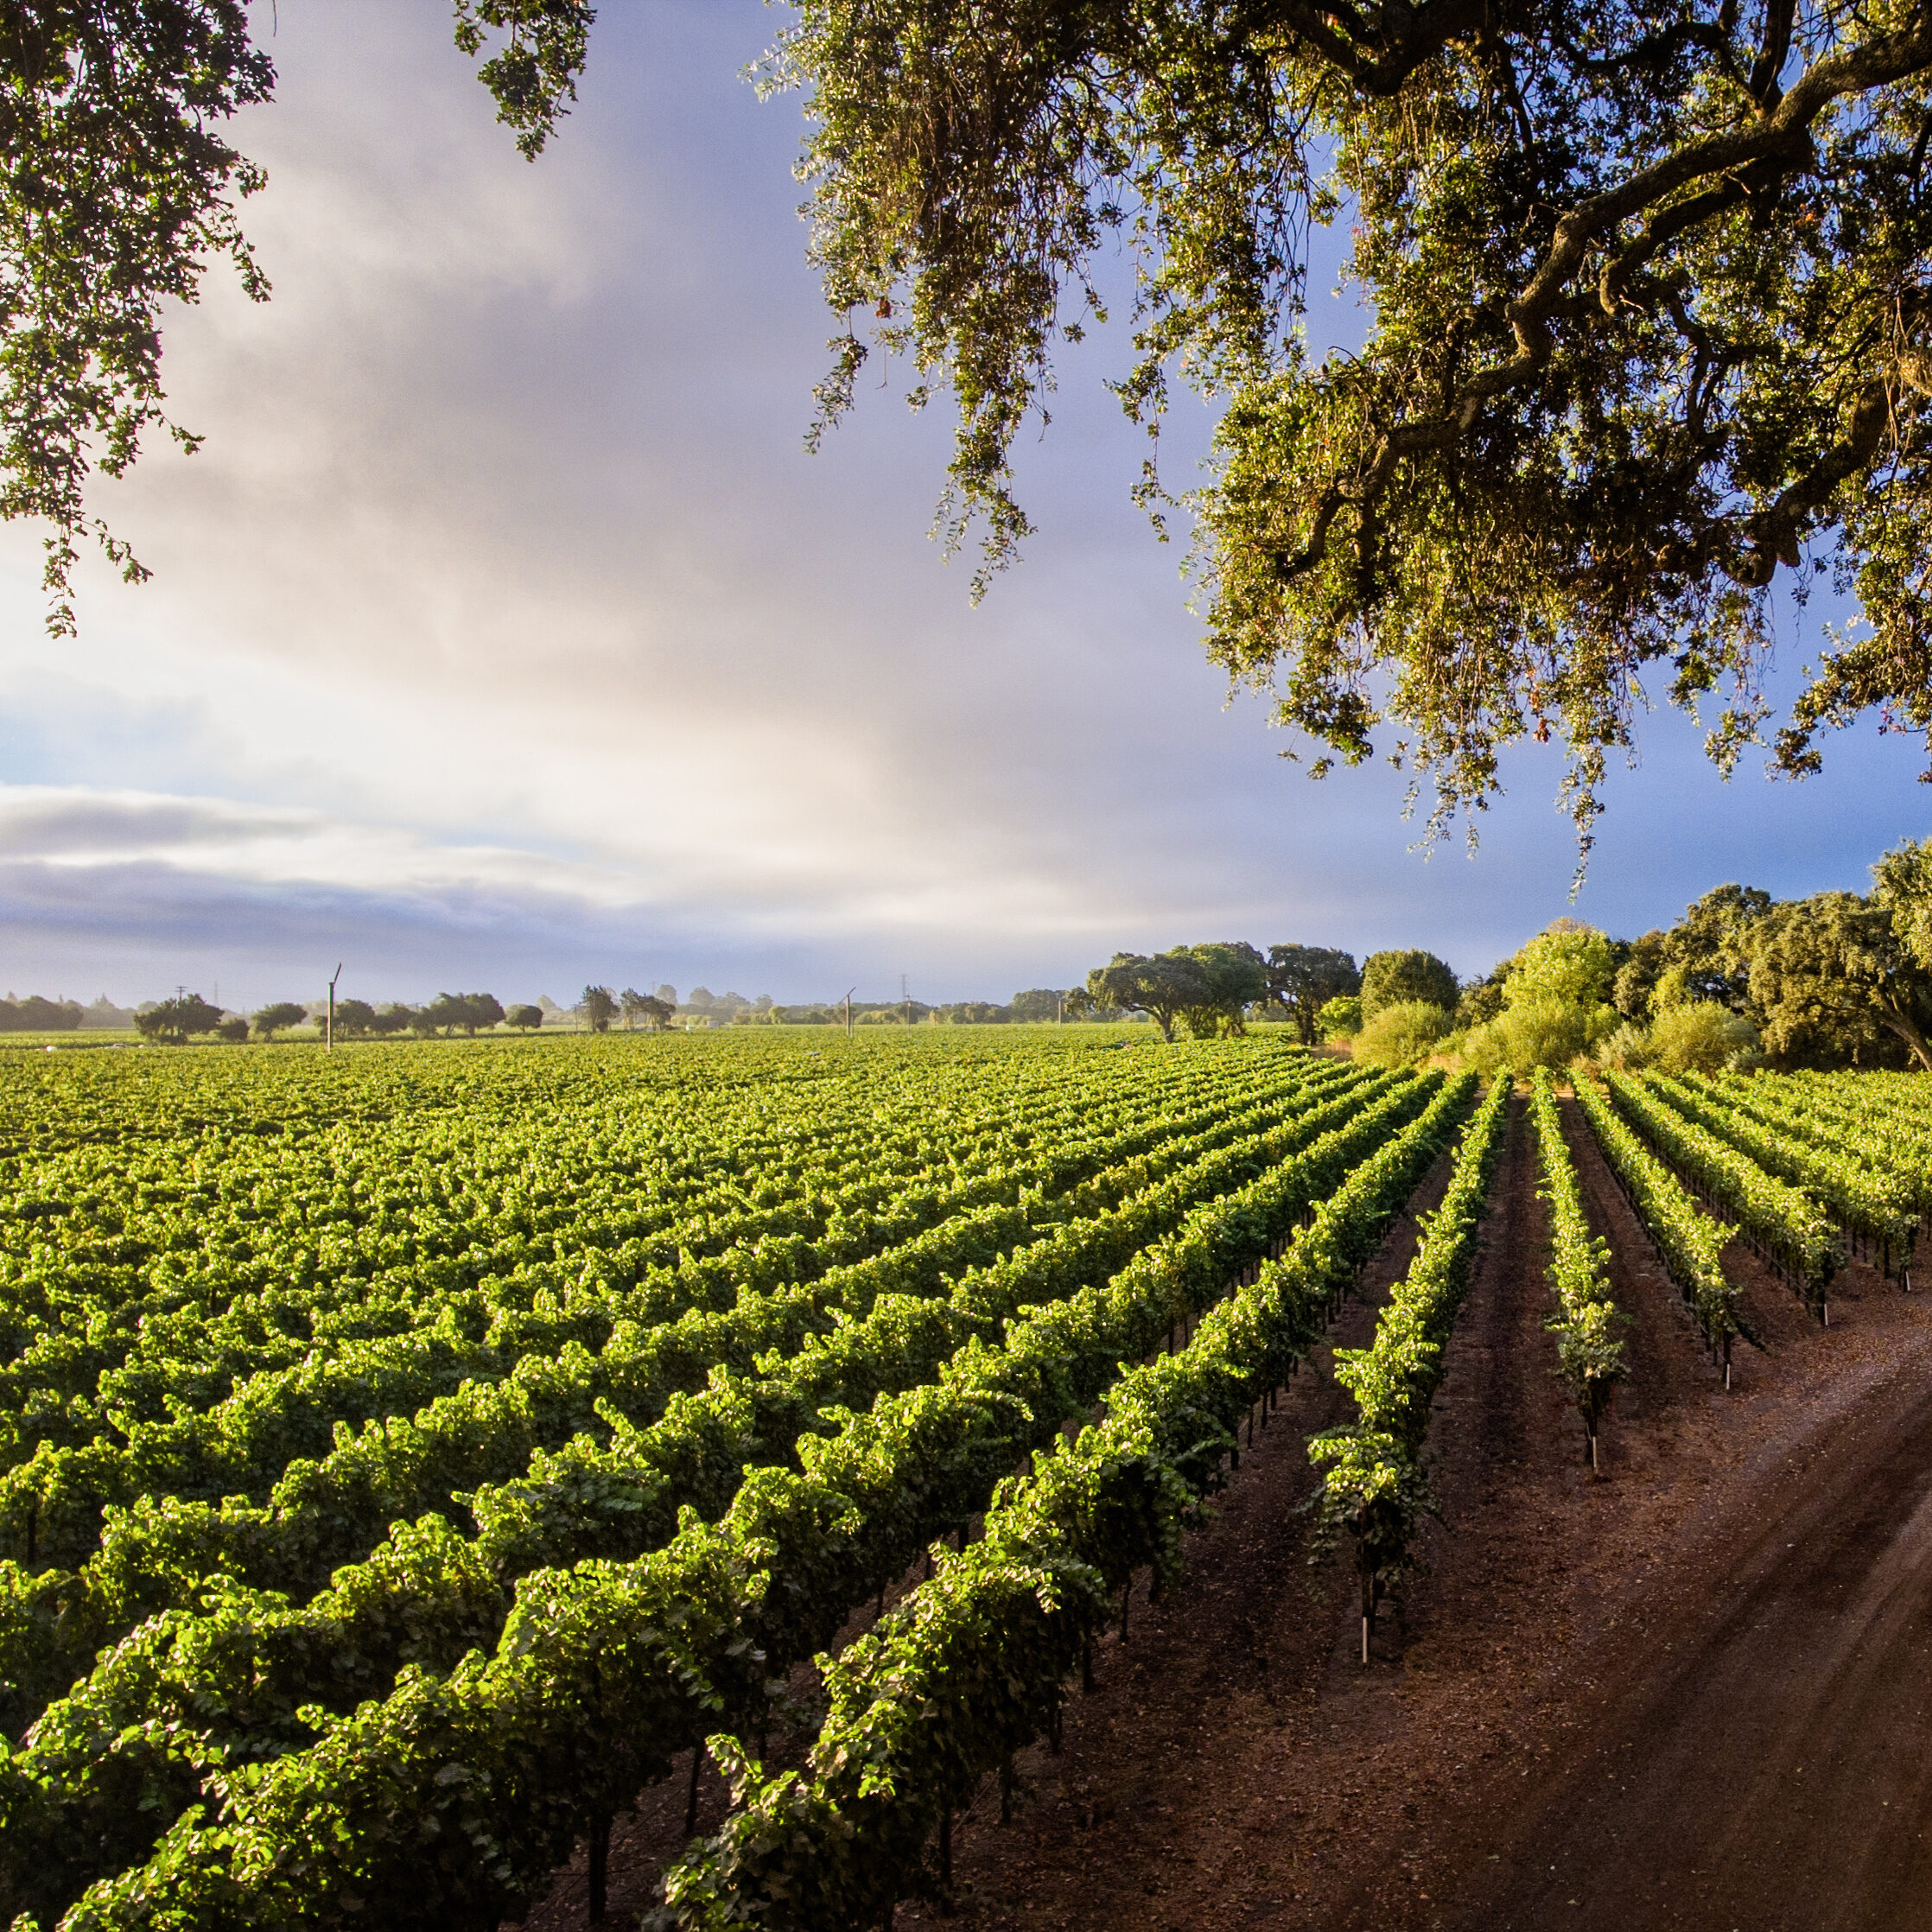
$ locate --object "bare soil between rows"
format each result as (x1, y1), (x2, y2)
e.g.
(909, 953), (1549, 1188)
(529, 1095), (1932, 1931)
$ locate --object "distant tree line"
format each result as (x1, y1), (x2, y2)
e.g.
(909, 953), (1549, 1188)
(0, 995), (84, 1033)
(635, 988), (1106, 1028)
(54, 852), (1932, 1070)
(121, 991), (554, 1045)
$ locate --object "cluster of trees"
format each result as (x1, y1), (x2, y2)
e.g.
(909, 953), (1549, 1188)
(0, 996), (84, 1033)
(1080, 841), (1932, 1077)
(1335, 931), (1621, 1077)
(329, 994), (551, 1039)
(1607, 848), (1932, 1074)
(133, 995), (238, 1045)
(124, 992), (556, 1045)
(1327, 837), (1932, 1078)
(705, 991), (1090, 1027)
(579, 988), (680, 1033)
(1084, 944), (1363, 1043)
(67, 982), (1093, 1043)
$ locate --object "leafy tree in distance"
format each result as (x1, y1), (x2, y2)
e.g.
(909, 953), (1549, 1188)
(580, 985), (619, 1034)
(1086, 944), (1269, 1038)
(1460, 921), (1619, 1074)
(1505, 922), (1617, 1011)
(0, 996), (83, 1033)
(506, 1004), (545, 1033)
(428, 992), (504, 1036)
(250, 1001), (308, 1041)
(134, 995), (224, 1045)
(371, 1005), (415, 1037)
(332, 999), (378, 1039)
(1264, 946), (1361, 1045)
(1615, 886), (1772, 1021)
(1664, 886), (1774, 1009)
(214, 1016), (250, 1044)
(1179, 942), (1269, 1038)
(1873, 836), (1932, 976)
(1739, 892), (1932, 1071)
(1611, 931), (1673, 1022)
(1008, 988), (1067, 1023)
(1084, 952), (1208, 1043)
(1360, 950), (1459, 1023)
(619, 989), (676, 1031)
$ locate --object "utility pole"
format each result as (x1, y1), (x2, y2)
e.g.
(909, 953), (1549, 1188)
(901, 973), (911, 1027)
(844, 987), (857, 1036)
(1056, 993), (1065, 1026)
(327, 963), (343, 1053)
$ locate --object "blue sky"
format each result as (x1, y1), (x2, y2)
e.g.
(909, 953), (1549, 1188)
(1, 2), (1926, 1011)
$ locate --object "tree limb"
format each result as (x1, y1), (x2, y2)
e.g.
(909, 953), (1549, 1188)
(1266, 8), (1932, 585)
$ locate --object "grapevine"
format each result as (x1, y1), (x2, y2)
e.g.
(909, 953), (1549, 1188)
(1308, 1077), (1507, 1660)
(1528, 1071), (1624, 1465)
(1573, 1077), (1745, 1378)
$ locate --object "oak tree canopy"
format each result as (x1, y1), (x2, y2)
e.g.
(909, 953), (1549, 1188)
(769, 0), (1932, 852)
(12, 1), (1932, 852)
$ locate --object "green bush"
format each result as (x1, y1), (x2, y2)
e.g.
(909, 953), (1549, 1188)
(1317, 994), (1363, 1039)
(1461, 995), (1613, 1076)
(1360, 950), (1458, 1020)
(1648, 1001), (1758, 1074)
(1594, 1020), (1655, 1071)
(1353, 1001), (1452, 1067)
(1507, 922), (1615, 1009)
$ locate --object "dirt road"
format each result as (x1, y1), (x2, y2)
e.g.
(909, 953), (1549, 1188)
(1440, 1317), (1932, 1932)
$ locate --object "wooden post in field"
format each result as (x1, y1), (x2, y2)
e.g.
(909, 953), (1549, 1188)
(844, 987), (856, 1036)
(327, 963), (342, 1052)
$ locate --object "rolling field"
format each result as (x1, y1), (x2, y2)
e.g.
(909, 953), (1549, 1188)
(1, 1033), (1928, 1930)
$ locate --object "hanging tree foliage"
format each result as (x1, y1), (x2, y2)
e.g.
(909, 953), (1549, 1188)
(762, 0), (1932, 851)
(12, 2), (1932, 852)
(0, 0), (590, 629)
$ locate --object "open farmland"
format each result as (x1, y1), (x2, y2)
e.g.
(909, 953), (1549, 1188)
(3, 1036), (1930, 1931)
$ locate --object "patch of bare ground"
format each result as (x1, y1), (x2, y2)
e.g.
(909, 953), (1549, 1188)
(524, 1093), (1932, 1932)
